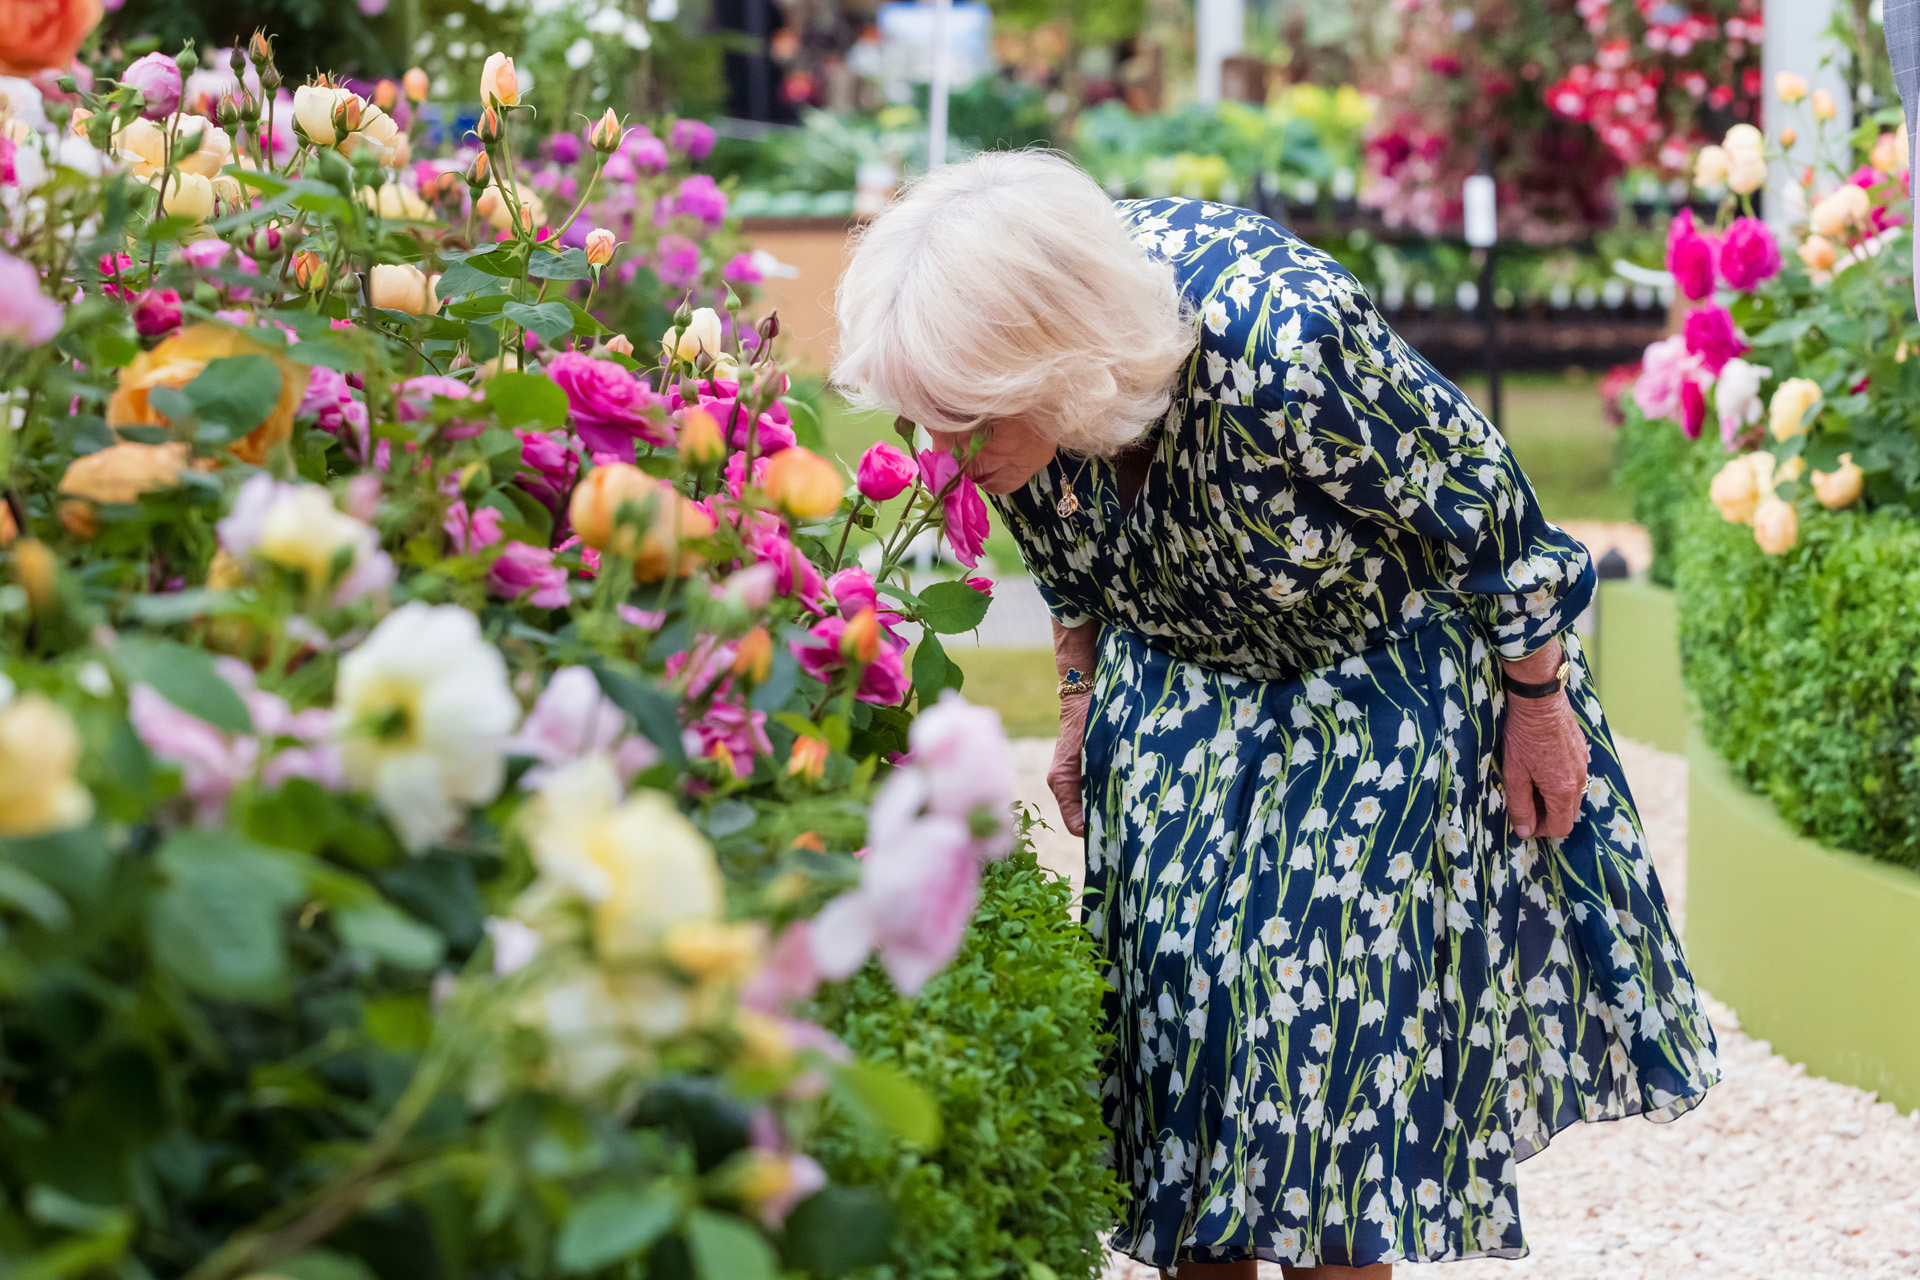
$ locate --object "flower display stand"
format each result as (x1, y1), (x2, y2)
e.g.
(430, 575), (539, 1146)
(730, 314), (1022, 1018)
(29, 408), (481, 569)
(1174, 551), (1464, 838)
(1684, 731), (1920, 1114)
(1594, 577), (1687, 754)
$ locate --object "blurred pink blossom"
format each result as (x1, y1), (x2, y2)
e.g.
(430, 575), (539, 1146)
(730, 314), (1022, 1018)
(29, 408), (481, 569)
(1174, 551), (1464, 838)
(505, 665), (659, 786)
(489, 540), (570, 608)
(917, 449), (990, 568)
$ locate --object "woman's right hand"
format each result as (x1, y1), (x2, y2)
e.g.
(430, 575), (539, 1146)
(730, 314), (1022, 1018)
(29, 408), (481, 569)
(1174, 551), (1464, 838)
(1049, 692), (1090, 837)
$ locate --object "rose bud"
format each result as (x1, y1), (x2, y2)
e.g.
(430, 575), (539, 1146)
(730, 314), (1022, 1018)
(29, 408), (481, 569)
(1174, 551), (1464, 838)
(856, 440), (915, 501)
(588, 108), (623, 153)
(481, 52), (520, 108)
(604, 333), (634, 357)
(131, 288), (183, 338)
(840, 607), (881, 664)
(404, 67), (429, 103)
(677, 408), (725, 466)
(676, 306), (725, 362)
(733, 626), (774, 682)
(373, 79), (398, 111)
(464, 150), (491, 193)
(762, 446), (843, 519)
(787, 735), (829, 782)
(292, 248), (328, 292)
(476, 104), (504, 145)
(584, 227), (617, 266)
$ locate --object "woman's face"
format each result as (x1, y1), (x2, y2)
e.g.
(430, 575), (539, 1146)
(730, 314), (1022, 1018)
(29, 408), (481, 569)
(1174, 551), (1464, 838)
(926, 414), (1057, 495)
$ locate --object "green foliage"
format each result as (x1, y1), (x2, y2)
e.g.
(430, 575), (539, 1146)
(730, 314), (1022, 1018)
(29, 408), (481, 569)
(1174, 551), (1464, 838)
(1671, 496), (1920, 871)
(1615, 401), (1709, 586)
(811, 851), (1119, 1280)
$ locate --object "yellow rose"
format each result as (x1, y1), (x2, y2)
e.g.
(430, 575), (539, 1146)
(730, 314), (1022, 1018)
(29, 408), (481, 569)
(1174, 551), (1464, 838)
(154, 171), (215, 223)
(664, 920), (764, 983)
(108, 324), (313, 466)
(1708, 452), (1774, 525)
(175, 125), (234, 179)
(368, 263), (438, 315)
(1768, 377), (1822, 441)
(481, 52), (521, 108)
(255, 485), (376, 585)
(112, 117), (169, 177)
(1775, 72), (1809, 105)
(1693, 145), (1729, 188)
(365, 182), (431, 221)
(1798, 235), (1837, 272)
(1811, 453), (1864, 509)
(0, 694), (93, 838)
(761, 446), (844, 520)
(1752, 497), (1799, 554)
(676, 307), (724, 362)
(341, 101), (404, 166)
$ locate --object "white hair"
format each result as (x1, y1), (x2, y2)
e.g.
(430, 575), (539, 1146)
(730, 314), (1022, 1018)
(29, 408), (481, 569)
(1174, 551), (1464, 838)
(832, 150), (1196, 456)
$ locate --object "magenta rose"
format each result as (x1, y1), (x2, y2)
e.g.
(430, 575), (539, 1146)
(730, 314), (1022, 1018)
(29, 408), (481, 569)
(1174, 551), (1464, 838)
(856, 441), (915, 501)
(1665, 209), (1717, 302)
(514, 428), (577, 509)
(1682, 304), (1748, 376)
(398, 374), (484, 439)
(722, 252), (764, 285)
(917, 449), (991, 569)
(669, 118), (716, 160)
(544, 350), (672, 456)
(124, 52), (183, 120)
(1679, 379), (1706, 440)
(131, 287), (182, 338)
(1716, 217), (1781, 291)
(655, 233), (701, 290)
(489, 540), (570, 609)
(622, 129), (669, 175)
(672, 174), (729, 229)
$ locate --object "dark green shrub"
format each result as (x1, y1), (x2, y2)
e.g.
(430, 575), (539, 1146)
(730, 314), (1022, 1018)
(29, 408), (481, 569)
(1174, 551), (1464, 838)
(811, 847), (1118, 1280)
(1673, 497), (1920, 869)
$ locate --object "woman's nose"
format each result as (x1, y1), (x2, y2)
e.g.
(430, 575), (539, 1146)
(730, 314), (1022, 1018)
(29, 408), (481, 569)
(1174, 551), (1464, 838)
(927, 429), (970, 453)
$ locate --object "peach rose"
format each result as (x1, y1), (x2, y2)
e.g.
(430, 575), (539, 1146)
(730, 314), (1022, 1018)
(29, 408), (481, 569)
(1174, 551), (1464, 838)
(107, 323), (312, 465)
(1811, 454), (1864, 509)
(57, 440), (191, 537)
(1752, 497), (1798, 554)
(0, 0), (102, 76)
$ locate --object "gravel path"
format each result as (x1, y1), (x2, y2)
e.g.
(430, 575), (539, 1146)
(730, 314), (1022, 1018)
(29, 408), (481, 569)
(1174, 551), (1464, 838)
(1009, 736), (1920, 1279)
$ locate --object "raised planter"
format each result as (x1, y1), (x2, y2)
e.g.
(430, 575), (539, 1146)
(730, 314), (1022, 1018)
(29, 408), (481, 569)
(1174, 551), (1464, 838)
(1593, 577), (1687, 754)
(1686, 730), (1920, 1114)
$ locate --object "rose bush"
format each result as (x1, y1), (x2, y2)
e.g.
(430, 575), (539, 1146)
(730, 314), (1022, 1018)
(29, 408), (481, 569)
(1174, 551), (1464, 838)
(0, 24), (1107, 1280)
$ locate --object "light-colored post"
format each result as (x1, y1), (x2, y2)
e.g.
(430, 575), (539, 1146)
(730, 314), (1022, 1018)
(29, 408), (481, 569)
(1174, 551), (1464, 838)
(1195, 0), (1245, 107)
(927, 0), (953, 168)
(1764, 0), (1849, 225)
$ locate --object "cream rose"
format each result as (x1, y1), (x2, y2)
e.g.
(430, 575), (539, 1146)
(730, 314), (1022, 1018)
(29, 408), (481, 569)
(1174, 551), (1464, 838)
(1693, 145), (1729, 189)
(175, 124), (234, 178)
(368, 262), (438, 315)
(1768, 377), (1822, 441)
(292, 83), (348, 146)
(1809, 184), (1870, 239)
(1811, 453), (1864, 509)
(1752, 497), (1798, 554)
(481, 52), (521, 107)
(366, 181), (431, 221)
(1798, 235), (1837, 273)
(0, 693), (93, 838)
(112, 116), (169, 177)
(1708, 452), (1775, 525)
(675, 306), (724, 362)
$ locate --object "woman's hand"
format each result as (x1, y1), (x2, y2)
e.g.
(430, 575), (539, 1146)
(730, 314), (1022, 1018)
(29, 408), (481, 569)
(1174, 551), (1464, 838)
(1501, 641), (1589, 841)
(1049, 618), (1098, 838)
(1049, 693), (1090, 837)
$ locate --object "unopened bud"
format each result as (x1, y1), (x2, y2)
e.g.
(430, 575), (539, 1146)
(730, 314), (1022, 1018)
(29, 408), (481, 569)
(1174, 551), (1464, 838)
(787, 735), (828, 782)
(12, 539), (57, 615)
(604, 333), (635, 357)
(476, 104), (503, 145)
(404, 67), (429, 103)
(68, 106), (92, 138)
(248, 224), (285, 260)
(249, 31), (274, 66)
(757, 310), (781, 343)
(1780, 125), (1797, 149)
(584, 227), (617, 266)
(840, 607), (881, 665)
(464, 150), (490, 192)
(240, 93), (260, 124)
(373, 79), (398, 111)
(175, 44), (199, 75)
(217, 95), (240, 127)
(677, 408), (725, 466)
(734, 626), (774, 683)
(292, 248), (328, 292)
(588, 108), (623, 153)
(332, 94), (364, 136)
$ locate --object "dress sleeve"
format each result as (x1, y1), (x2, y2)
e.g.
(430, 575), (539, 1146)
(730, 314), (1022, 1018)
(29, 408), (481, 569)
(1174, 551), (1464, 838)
(1249, 270), (1594, 659)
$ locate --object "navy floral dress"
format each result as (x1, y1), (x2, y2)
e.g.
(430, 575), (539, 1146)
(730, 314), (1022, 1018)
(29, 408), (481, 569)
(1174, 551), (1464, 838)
(990, 198), (1719, 1270)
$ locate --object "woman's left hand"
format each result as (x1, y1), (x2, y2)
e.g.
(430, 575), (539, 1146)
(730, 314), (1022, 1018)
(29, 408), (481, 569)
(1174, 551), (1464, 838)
(1503, 689), (1589, 841)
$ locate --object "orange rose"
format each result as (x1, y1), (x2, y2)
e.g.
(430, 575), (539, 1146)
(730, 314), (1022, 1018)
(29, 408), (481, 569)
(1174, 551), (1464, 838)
(107, 323), (312, 465)
(0, 0), (103, 76)
(56, 440), (191, 537)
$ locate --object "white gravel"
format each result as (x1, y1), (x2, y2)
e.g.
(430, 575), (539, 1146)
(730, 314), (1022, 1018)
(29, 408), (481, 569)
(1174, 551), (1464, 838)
(1010, 736), (1920, 1279)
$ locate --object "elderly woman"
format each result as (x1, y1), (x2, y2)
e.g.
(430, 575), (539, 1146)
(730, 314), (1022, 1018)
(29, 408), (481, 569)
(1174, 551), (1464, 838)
(833, 151), (1718, 1278)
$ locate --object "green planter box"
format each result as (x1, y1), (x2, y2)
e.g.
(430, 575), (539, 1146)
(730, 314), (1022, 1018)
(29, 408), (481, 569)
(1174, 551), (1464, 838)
(1593, 577), (1687, 754)
(1687, 730), (1920, 1114)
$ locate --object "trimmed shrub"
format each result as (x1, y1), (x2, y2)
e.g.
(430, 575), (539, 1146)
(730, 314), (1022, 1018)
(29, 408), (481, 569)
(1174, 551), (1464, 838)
(812, 845), (1119, 1280)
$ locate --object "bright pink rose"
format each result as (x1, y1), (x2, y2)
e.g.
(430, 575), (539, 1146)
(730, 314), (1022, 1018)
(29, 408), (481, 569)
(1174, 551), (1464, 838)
(1665, 209), (1717, 302)
(1716, 217), (1781, 291)
(743, 519), (825, 606)
(1682, 305), (1748, 376)
(673, 381), (795, 455)
(670, 174), (728, 229)
(722, 252), (763, 285)
(789, 614), (910, 705)
(669, 118), (716, 159)
(963, 575), (994, 596)
(489, 540), (570, 608)
(515, 428), (577, 510)
(445, 500), (505, 553)
(545, 350), (671, 456)
(1679, 378), (1706, 440)
(856, 441), (915, 501)
(655, 234), (701, 290)
(124, 51), (183, 119)
(298, 365), (371, 461)
(1631, 334), (1707, 425)
(621, 129), (669, 174)
(131, 288), (183, 337)
(398, 374), (484, 439)
(917, 449), (990, 569)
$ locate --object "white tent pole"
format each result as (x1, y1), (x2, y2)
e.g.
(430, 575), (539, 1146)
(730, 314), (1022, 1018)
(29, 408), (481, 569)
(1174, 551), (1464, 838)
(1763, 0), (1848, 227)
(928, 0), (953, 168)
(1196, 0), (1244, 107)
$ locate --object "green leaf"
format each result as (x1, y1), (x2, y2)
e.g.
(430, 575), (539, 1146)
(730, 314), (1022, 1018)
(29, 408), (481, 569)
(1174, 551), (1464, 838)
(147, 831), (306, 1005)
(288, 336), (365, 372)
(911, 631), (962, 703)
(528, 247), (593, 280)
(503, 300), (576, 342)
(448, 291), (514, 320)
(685, 1210), (778, 1280)
(915, 581), (991, 634)
(782, 1186), (894, 1276)
(0, 863), (71, 931)
(336, 901), (445, 970)
(434, 260), (505, 300)
(834, 1060), (942, 1148)
(268, 1250), (380, 1280)
(122, 588), (242, 624)
(487, 370), (570, 428)
(556, 1189), (679, 1273)
(588, 660), (688, 764)
(184, 354), (283, 443)
(113, 637), (252, 734)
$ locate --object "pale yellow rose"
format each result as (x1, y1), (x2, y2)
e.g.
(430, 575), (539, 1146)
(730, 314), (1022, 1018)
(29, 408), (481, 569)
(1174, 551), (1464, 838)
(1775, 72), (1809, 105)
(663, 920), (764, 983)
(474, 183), (546, 233)
(1723, 123), (1764, 160)
(292, 83), (349, 146)
(1752, 497), (1799, 554)
(341, 101), (404, 166)
(1708, 452), (1774, 525)
(365, 181), (431, 221)
(1811, 453), (1864, 509)
(1693, 145), (1730, 188)
(255, 485), (377, 584)
(112, 117), (169, 177)
(1809, 184), (1870, 239)
(153, 171), (215, 223)
(175, 125), (234, 179)
(368, 263), (438, 315)
(0, 694), (93, 838)
(676, 306), (724, 362)
(1768, 378), (1822, 441)
(1726, 151), (1768, 196)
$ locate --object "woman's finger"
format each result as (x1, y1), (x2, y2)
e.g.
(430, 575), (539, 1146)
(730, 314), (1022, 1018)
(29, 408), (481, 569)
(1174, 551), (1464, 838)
(1506, 748), (1538, 839)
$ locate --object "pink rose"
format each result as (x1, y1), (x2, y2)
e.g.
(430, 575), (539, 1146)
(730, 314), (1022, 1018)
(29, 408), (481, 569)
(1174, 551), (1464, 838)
(124, 51), (183, 119)
(1665, 209), (1717, 302)
(856, 441), (915, 501)
(131, 287), (182, 337)
(621, 130), (669, 175)
(489, 540), (570, 608)
(673, 380), (795, 454)
(298, 366), (372, 461)
(669, 118), (716, 159)
(789, 615), (910, 705)
(1716, 216), (1781, 291)
(893, 690), (1014, 858)
(670, 174), (728, 229)
(1631, 333), (1707, 426)
(963, 575), (994, 597)
(514, 428), (577, 509)
(1682, 304), (1748, 376)
(445, 500), (505, 553)
(917, 449), (990, 569)
(504, 667), (648, 769)
(810, 814), (981, 995)
(0, 250), (62, 345)
(544, 350), (672, 456)
(722, 252), (763, 285)
(654, 233), (701, 290)
(398, 374), (484, 439)
(1679, 379), (1706, 440)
